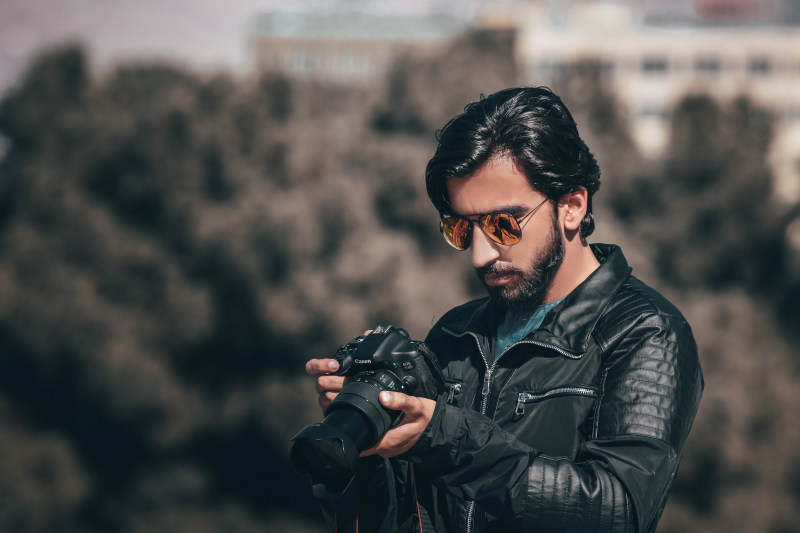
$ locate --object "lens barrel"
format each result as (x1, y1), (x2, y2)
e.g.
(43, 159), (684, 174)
(290, 370), (403, 492)
(292, 326), (445, 496)
(329, 371), (403, 438)
(289, 409), (371, 493)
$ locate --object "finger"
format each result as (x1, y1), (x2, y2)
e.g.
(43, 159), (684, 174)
(305, 358), (340, 375)
(360, 444), (378, 457)
(316, 375), (347, 395)
(363, 329), (373, 335)
(318, 391), (337, 411)
(379, 391), (414, 412)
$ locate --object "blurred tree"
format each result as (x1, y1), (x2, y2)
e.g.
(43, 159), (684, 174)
(370, 27), (521, 137)
(0, 45), (331, 531)
(0, 40), (481, 532)
(609, 94), (786, 292)
(1, 31), (798, 533)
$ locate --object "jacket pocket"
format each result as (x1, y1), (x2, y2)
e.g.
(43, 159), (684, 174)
(514, 386), (598, 416)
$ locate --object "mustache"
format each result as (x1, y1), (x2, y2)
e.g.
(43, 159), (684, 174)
(475, 264), (523, 278)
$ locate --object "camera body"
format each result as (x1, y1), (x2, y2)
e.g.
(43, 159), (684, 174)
(332, 325), (441, 403)
(291, 326), (445, 493)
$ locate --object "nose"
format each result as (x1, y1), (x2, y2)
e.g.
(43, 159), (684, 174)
(470, 224), (501, 269)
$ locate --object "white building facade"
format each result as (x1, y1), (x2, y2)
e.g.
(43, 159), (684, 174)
(491, 0), (800, 202)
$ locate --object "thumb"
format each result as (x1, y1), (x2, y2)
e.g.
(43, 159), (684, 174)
(379, 391), (408, 410)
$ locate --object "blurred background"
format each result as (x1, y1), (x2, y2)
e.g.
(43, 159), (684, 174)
(1, 0), (799, 531)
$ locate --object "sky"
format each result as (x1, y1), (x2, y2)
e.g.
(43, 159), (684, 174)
(0, 0), (484, 96)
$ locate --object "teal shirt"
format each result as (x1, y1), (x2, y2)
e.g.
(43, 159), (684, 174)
(495, 298), (563, 359)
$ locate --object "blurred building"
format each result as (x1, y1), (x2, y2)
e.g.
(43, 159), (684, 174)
(250, 1), (800, 202)
(250, 11), (468, 84)
(484, 0), (800, 202)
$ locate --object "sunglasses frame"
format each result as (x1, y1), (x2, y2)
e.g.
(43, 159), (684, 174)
(440, 197), (550, 250)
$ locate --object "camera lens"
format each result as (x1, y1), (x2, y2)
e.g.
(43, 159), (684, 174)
(290, 369), (404, 491)
(291, 327), (444, 495)
(326, 370), (404, 443)
(289, 408), (374, 493)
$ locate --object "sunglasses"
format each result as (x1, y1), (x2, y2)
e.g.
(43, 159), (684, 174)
(440, 198), (550, 251)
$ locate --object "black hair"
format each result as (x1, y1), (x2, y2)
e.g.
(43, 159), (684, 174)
(425, 87), (601, 238)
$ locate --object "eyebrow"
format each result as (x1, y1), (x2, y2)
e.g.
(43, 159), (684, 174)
(447, 203), (529, 218)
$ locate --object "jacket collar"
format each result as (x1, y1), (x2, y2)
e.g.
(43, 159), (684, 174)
(443, 244), (632, 357)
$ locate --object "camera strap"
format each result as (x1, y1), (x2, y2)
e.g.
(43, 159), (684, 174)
(333, 512), (358, 533)
(396, 464), (436, 532)
(413, 464), (437, 532)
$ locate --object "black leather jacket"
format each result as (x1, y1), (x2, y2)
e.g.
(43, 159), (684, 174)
(324, 244), (703, 533)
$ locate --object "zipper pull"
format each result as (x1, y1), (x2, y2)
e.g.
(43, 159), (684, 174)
(447, 383), (462, 403)
(515, 392), (531, 416)
(482, 370), (492, 397)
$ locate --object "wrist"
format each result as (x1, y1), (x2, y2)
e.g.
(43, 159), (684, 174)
(400, 395), (456, 468)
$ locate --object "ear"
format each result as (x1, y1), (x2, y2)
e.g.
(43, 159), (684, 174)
(559, 188), (589, 232)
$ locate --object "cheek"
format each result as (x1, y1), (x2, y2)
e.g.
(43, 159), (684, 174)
(504, 238), (539, 267)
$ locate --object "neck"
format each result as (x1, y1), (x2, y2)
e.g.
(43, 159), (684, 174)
(543, 241), (600, 303)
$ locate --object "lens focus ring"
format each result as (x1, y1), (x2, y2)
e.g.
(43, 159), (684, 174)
(326, 372), (403, 445)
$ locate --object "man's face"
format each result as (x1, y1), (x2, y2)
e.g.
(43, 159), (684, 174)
(445, 157), (565, 309)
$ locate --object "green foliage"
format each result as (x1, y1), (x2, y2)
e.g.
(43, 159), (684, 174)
(0, 40), (490, 531)
(0, 40), (798, 533)
(370, 28), (520, 137)
(608, 94), (787, 292)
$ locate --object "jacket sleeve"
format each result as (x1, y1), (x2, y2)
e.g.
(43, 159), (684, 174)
(408, 313), (703, 533)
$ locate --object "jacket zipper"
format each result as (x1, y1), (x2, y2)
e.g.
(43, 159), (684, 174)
(513, 339), (583, 359)
(514, 387), (598, 416)
(446, 382), (462, 403)
(462, 331), (489, 533)
(466, 501), (476, 533)
(444, 328), (584, 533)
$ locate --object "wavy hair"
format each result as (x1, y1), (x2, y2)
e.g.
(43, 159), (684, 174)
(425, 87), (601, 238)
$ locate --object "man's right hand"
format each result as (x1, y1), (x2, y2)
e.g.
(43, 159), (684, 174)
(305, 358), (346, 413)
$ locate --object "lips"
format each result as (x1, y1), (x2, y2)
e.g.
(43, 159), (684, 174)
(482, 270), (518, 287)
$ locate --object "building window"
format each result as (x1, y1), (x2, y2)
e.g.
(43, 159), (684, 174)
(695, 57), (721, 74)
(339, 52), (367, 77)
(642, 57), (668, 74)
(536, 58), (566, 78)
(635, 105), (669, 121)
(748, 57), (772, 76)
(290, 50), (318, 75)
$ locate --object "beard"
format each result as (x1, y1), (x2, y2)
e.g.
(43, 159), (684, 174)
(475, 210), (565, 310)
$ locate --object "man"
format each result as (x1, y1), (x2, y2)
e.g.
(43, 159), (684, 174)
(306, 87), (703, 532)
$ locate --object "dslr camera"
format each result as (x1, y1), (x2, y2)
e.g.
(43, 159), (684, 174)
(290, 326), (445, 493)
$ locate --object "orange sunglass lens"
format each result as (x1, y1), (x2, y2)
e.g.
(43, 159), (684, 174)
(481, 213), (522, 245)
(442, 218), (472, 250)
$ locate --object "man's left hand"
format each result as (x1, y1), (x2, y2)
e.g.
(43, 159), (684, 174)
(360, 392), (436, 459)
